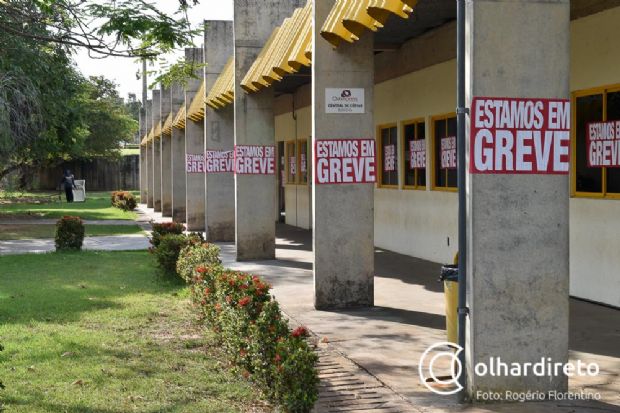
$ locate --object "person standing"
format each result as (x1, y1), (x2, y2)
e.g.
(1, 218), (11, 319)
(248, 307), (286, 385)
(60, 170), (76, 203)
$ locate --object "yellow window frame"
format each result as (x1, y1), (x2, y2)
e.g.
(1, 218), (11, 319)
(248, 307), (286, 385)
(430, 112), (458, 192)
(571, 84), (620, 200)
(376, 123), (399, 189)
(401, 118), (427, 190)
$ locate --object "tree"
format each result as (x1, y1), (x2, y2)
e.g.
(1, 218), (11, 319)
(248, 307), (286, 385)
(0, 0), (201, 58)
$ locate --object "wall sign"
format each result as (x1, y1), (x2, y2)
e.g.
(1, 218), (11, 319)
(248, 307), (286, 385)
(441, 137), (457, 169)
(325, 88), (365, 114)
(315, 138), (376, 184)
(289, 156), (297, 176)
(410, 139), (426, 168)
(470, 97), (570, 174)
(186, 154), (205, 173)
(300, 153), (307, 173)
(383, 144), (396, 171)
(205, 150), (234, 173)
(586, 120), (620, 167)
(234, 145), (275, 175)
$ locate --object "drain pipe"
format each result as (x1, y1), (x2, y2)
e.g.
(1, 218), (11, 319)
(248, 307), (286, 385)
(456, 0), (469, 402)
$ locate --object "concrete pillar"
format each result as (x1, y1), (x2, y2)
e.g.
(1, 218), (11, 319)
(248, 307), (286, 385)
(233, 0), (304, 260)
(312, 0), (375, 309)
(139, 144), (147, 203)
(171, 82), (187, 223)
(160, 86), (173, 217)
(146, 99), (154, 208)
(204, 21), (235, 241)
(139, 105), (147, 203)
(465, 0), (570, 397)
(152, 90), (162, 212)
(185, 48), (206, 231)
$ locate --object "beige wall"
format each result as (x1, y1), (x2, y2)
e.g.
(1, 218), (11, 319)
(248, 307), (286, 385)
(272, 7), (620, 307)
(569, 7), (620, 307)
(275, 106), (312, 229)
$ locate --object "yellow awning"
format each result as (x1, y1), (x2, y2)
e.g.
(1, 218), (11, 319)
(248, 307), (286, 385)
(288, 2), (313, 72)
(140, 134), (148, 146)
(241, 0), (313, 95)
(321, 0), (417, 48)
(146, 127), (154, 143)
(187, 81), (206, 122)
(367, 0), (416, 23)
(173, 105), (186, 130)
(162, 113), (173, 136)
(206, 56), (234, 109)
(343, 0), (383, 37)
(154, 121), (162, 139)
(320, 0), (358, 48)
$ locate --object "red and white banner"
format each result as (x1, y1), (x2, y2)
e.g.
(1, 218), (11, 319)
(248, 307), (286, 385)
(205, 150), (234, 173)
(587, 120), (620, 167)
(186, 154), (205, 173)
(441, 137), (457, 169)
(315, 138), (376, 184)
(471, 97), (570, 174)
(383, 144), (396, 171)
(409, 139), (426, 169)
(289, 156), (297, 176)
(300, 153), (307, 173)
(234, 145), (275, 175)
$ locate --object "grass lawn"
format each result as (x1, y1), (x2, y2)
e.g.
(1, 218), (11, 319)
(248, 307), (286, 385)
(0, 224), (145, 240)
(0, 251), (269, 413)
(0, 192), (138, 221)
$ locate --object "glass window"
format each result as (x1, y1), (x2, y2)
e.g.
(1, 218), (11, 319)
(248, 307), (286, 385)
(403, 120), (426, 189)
(433, 114), (457, 190)
(573, 87), (620, 197)
(378, 125), (398, 187)
(286, 141), (297, 184)
(298, 139), (308, 185)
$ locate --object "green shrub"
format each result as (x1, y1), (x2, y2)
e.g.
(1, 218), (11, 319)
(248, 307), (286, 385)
(176, 242), (222, 282)
(55, 216), (85, 251)
(111, 191), (137, 211)
(152, 234), (192, 275)
(188, 265), (319, 412)
(150, 221), (185, 248)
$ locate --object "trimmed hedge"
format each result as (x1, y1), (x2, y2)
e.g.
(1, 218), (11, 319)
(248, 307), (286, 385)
(178, 244), (319, 412)
(110, 191), (137, 211)
(150, 221), (185, 248)
(55, 216), (85, 251)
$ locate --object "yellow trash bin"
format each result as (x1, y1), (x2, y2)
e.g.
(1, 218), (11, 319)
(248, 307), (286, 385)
(440, 258), (459, 344)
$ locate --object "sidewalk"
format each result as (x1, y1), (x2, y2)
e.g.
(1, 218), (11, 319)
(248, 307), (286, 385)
(219, 225), (620, 413)
(136, 206), (619, 412)
(0, 233), (150, 255)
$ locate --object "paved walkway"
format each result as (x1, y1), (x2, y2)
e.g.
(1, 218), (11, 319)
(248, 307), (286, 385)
(0, 219), (139, 226)
(0, 233), (150, 255)
(218, 225), (620, 413)
(133, 206), (620, 412)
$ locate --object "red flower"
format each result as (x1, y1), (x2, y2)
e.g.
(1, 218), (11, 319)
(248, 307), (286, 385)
(240, 284), (248, 290)
(196, 266), (207, 274)
(204, 287), (210, 296)
(239, 349), (247, 357)
(238, 296), (251, 307)
(292, 326), (309, 338)
(225, 295), (232, 304)
(274, 354), (281, 362)
(214, 303), (222, 312)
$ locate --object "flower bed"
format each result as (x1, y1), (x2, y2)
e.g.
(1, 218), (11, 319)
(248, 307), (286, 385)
(177, 243), (319, 412)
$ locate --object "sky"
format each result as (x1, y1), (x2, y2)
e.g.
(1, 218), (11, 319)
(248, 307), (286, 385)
(75, 0), (233, 101)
